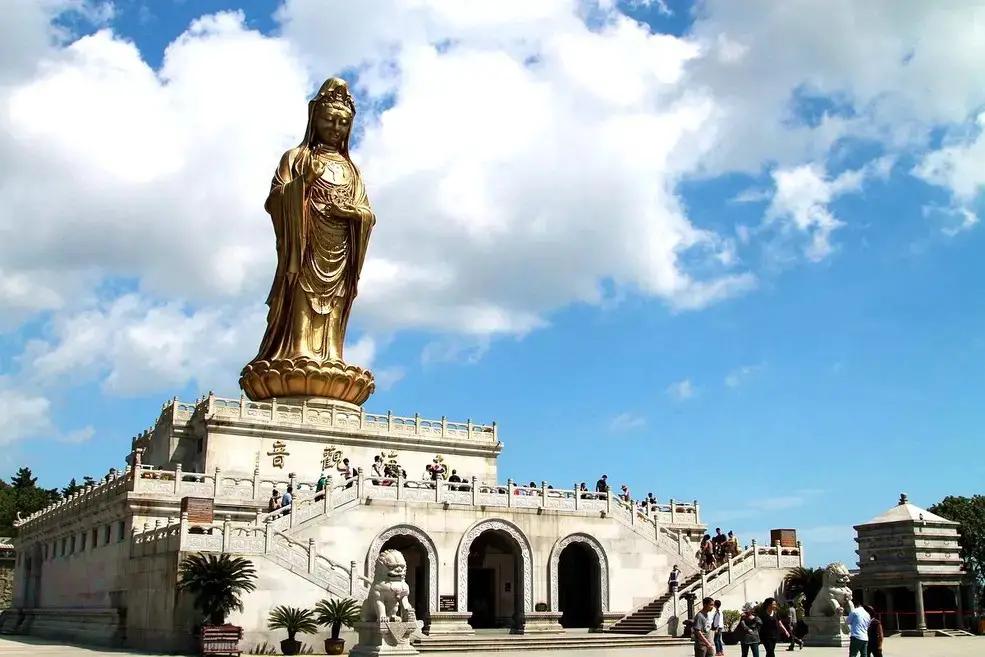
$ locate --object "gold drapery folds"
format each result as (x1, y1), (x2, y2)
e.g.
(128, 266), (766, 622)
(240, 78), (376, 405)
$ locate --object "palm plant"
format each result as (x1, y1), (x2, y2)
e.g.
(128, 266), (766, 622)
(177, 553), (258, 625)
(267, 605), (319, 642)
(783, 566), (825, 612)
(314, 598), (361, 640)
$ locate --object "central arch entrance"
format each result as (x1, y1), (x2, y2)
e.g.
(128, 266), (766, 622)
(456, 519), (533, 632)
(367, 525), (438, 632)
(558, 542), (601, 628)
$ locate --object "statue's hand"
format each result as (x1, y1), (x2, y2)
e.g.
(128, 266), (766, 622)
(334, 203), (363, 220)
(304, 158), (327, 186)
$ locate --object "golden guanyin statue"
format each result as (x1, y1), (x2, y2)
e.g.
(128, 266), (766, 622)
(240, 78), (376, 405)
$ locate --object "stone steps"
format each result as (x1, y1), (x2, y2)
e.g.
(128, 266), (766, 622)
(415, 633), (689, 652)
(605, 572), (703, 635)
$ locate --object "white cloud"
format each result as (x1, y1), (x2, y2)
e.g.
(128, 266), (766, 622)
(3, 0), (985, 403)
(666, 378), (694, 401)
(724, 364), (763, 388)
(609, 412), (645, 433)
(0, 384), (53, 445)
(59, 426), (95, 444)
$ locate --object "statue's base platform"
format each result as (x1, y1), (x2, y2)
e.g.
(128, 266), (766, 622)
(240, 356), (375, 405)
(803, 616), (849, 647)
(423, 612), (474, 637)
(350, 620), (421, 657)
(512, 612), (563, 634)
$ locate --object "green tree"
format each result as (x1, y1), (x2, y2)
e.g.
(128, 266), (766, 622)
(61, 478), (83, 498)
(0, 467), (60, 535)
(782, 566), (825, 613)
(928, 495), (985, 603)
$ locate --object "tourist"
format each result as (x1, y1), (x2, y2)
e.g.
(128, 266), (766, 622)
(794, 595), (807, 645)
(701, 534), (716, 571)
(712, 599), (725, 656)
(668, 565), (681, 593)
(595, 474), (608, 497)
(619, 483), (631, 502)
(758, 598), (789, 657)
(281, 486), (293, 514)
(448, 469), (462, 491)
(340, 458), (354, 488)
(863, 605), (882, 657)
(692, 597), (718, 657)
(846, 604), (871, 657)
(579, 482), (591, 499)
(267, 489), (281, 514)
(785, 602), (802, 650)
(712, 528), (728, 562)
(736, 602), (762, 657)
(727, 531), (740, 557)
(315, 472), (328, 494)
(371, 454), (383, 484)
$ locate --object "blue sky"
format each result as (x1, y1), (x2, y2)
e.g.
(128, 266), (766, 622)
(2, 0), (985, 569)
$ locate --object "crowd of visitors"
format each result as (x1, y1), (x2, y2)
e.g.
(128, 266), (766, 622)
(692, 596), (812, 657)
(699, 527), (741, 571)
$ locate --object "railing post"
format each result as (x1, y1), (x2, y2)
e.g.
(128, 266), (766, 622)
(507, 479), (514, 507)
(239, 393), (247, 419)
(751, 539), (759, 568)
(174, 464), (183, 495)
(605, 488), (612, 515)
(693, 499), (700, 525)
(308, 538), (316, 573)
(357, 467), (365, 499)
(387, 410), (393, 432)
(324, 476), (333, 514)
(349, 560), (358, 595)
(265, 523), (274, 553)
(441, 416), (448, 438)
(415, 413), (421, 434)
(726, 555), (733, 584)
(467, 418), (473, 436)
(289, 472), (298, 492)
(573, 482), (580, 511)
(359, 409), (365, 430)
(435, 478), (444, 503)
(253, 462), (261, 500)
(213, 467), (222, 498)
(329, 403), (336, 427)
(290, 502), (298, 529)
(179, 511), (189, 549)
(396, 473), (403, 501)
(492, 421), (498, 443)
(222, 516), (231, 552)
(470, 476), (479, 506)
(669, 499), (677, 524)
(630, 499), (636, 524)
(301, 399), (308, 424)
(207, 391), (216, 416)
(797, 541), (804, 567)
(774, 540), (782, 567)
(541, 481), (548, 508)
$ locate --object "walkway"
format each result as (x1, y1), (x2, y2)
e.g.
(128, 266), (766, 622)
(0, 635), (981, 657)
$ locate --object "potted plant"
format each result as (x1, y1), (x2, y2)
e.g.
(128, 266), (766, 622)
(267, 605), (318, 655)
(722, 609), (742, 645)
(176, 553), (257, 655)
(315, 598), (361, 655)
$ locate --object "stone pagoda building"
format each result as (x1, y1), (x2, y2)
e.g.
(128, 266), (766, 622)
(853, 494), (971, 636)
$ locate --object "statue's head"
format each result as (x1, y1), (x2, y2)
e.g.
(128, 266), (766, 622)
(307, 78), (356, 153)
(374, 549), (407, 583)
(823, 562), (852, 590)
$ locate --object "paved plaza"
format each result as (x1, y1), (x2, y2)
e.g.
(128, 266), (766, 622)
(0, 636), (982, 657)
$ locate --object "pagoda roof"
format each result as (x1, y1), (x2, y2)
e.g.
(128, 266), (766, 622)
(858, 494), (957, 527)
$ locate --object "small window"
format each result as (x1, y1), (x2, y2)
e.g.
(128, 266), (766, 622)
(70, 535), (76, 554)
(117, 520), (126, 542)
(103, 524), (111, 544)
(60, 537), (67, 556)
(92, 528), (98, 548)
(80, 532), (87, 551)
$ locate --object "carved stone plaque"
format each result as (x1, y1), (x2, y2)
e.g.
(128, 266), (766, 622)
(181, 497), (214, 525)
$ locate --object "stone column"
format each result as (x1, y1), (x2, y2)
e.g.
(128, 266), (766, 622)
(914, 581), (927, 632)
(884, 588), (895, 633)
(953, 585), (965, 630)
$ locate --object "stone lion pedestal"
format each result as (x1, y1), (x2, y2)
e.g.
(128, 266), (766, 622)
(804, 562), (854, 648)
(350, 549), (424, 657)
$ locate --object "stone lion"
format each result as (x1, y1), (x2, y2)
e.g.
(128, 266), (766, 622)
(363, 549), (415, 623)
(808, 562), (855, 617)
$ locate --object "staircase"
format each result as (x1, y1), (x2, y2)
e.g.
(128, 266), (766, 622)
(415, 632), (688, 652)
(934, 629), (975, 637)
(606, 572), (702, 635)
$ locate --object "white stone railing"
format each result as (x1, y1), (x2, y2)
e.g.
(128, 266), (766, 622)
(130, 514), (373, 600)
(14, 467), (133, 531)
(170, 392), (499, 443)
(649, 540), (804, 633)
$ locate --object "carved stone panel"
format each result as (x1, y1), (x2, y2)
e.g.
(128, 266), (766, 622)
(547, 533), (610, 613)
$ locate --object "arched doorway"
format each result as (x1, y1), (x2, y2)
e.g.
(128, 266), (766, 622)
(558, 543), (601, 628)
(548, 533), (609, 630)
(366, 525), (438, 632)
(456, 519), (533, 632)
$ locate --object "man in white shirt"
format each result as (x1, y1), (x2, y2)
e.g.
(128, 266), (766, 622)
(847, 604), (871, 657)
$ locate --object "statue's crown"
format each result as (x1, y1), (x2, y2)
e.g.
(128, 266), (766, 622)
(317, 84), (356, 115)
